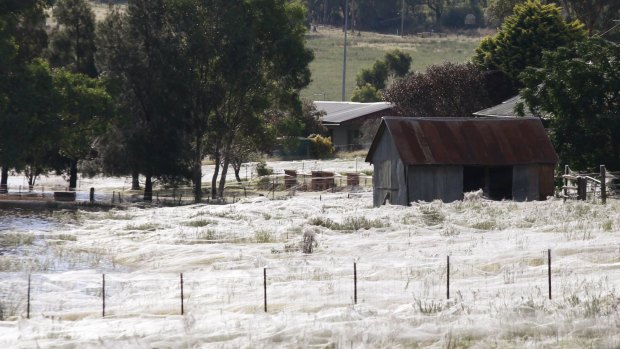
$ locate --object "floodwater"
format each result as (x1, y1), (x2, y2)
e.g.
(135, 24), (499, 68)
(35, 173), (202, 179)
(0, 209), (123, 272)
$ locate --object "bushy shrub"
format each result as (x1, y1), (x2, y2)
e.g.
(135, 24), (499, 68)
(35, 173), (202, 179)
(351, 83), (382, 103)
(256, 160), (273, 176)
(308, 134), (335, 159)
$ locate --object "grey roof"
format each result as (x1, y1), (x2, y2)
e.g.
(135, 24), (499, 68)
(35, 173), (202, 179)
(314, 101), (393, 125)
(473, 96), (537, 118)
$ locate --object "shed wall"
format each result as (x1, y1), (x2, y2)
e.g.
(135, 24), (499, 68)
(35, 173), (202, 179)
(512, 165), (540, 201)
(329, 127), (348, 148)
(370, 131), (408, 206)
(408, 166), (464, 203)
(538, 165), (555, 199)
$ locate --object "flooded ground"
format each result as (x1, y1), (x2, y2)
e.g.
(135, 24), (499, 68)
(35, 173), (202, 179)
(0, 209), (123, 273)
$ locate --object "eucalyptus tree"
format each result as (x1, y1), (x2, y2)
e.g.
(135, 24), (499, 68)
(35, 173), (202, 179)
(519, 38), (620, 170)
(48, 0), (98, 77)
(46, 0), (106, 189)
(0, 0), (52, 192)
(96, 2), (191, 201)
(169, 0), (313, 201)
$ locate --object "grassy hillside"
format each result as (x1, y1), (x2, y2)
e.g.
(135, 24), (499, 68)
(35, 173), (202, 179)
(302, 26), (485, 101)
(82, 3), (485, 103)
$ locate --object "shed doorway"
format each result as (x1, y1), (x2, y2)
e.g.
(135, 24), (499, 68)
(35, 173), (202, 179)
(463, 166), (485, 192)
(463, 166), (513, 200)
(487, 166), (513, 200)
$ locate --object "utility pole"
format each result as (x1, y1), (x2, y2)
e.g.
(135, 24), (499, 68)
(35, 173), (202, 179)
(342, 0), (349, 101)
(401, 0), (405, 37)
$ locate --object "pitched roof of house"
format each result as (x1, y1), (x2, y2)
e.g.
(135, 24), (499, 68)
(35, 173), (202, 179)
(366, 117), (559, 166)
(314, 101), (393, 125)
(473, 95), (537, 118)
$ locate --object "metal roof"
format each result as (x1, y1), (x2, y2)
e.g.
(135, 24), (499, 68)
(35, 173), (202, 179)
(366, 117), (559, 165)
(473, 95), (537, 118)
(314, 101), (393, 125)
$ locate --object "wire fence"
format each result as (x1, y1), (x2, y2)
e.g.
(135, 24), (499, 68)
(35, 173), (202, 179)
(2, 248), (619, 321)
(0, 170), (374, 206)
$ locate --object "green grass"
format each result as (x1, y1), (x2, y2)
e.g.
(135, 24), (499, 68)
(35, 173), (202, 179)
(184, 219), (215, 228)
(84, 5), (482, 102)
(307, 216), (387, 231)
(302, 26), (483, 101)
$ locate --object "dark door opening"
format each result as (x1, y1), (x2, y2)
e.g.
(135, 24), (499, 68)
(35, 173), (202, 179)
(463, 166), (486, 193)
(488, 166), (513, 200)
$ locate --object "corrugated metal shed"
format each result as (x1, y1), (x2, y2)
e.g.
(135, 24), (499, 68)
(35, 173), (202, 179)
(366, 117), (559, 166)
(473, 96), (536, 118)
(315, 101), (393, 125)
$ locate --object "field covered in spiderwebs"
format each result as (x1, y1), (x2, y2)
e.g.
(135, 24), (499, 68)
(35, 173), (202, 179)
(0, 159), (619, 348)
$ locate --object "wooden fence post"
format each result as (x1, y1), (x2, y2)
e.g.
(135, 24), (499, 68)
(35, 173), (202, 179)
(353, 262), (357, 305)
(548, 249), (552, 300)
(263, 268), (267, 313)
(180, 273), (184, 315)
(447, 255), (450, 300)
(90, 188), (95, 203)
(102, 274), (106, 318)
(600, 165), (606, 205)
(27, 274), (31, 319)
(577, 177), (587, 201)
(563, 165), (569, 202)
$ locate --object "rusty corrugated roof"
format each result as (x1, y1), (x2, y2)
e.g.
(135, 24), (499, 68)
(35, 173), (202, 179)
(366, 117), (559, 165)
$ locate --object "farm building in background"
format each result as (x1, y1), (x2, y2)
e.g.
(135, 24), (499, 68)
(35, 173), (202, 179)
(314, 101), (393, 151)
(365, 117), (559, 206)
(473, 95), (537, 118)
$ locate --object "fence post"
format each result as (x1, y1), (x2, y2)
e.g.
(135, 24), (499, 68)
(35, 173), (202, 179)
(180, 273), (184, 315)
(353, 262), (357, 304)
(111, 191), (115, 204)
(600, 165), (606, 205)
(27, 274), (31, 319)
(102, 274), (106, 318)
(447, 255), (450, 300)
(548, 249), (551, 300)
(577, 177), (587, 201)
(263, 267), (267, 313)
(563, 165), (569, 202)
(90, 188), (95, 203)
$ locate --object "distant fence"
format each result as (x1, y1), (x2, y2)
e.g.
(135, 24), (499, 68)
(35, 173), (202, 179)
(0, 171), (373, 206)
(2, 248), (618, 321)
(561, 164), (618, 203)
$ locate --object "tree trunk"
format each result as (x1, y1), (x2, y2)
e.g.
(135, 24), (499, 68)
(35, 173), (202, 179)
(144, 174), (153, 202)
(0, 167), (8, 194)
(69, 160), (78, 190)
(131, 170), (141, 190)
(234, 166), (242, 183)
(211, 146), (221, 199)
(28, 173), (36, 189)
(218, 155), (230, 198)
(232, 158), (243, 183)
(192, 137), (203, 203)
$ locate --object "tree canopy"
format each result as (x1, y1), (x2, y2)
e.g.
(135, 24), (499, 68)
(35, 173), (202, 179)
(383, 62), (492, 117)
(474, 0), (587, 81)
(519, 38), (620, 170)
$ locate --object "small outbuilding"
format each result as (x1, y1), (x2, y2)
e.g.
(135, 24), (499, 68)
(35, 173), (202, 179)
(365, 117), (559, 206)
(315, 101), (394, 151)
